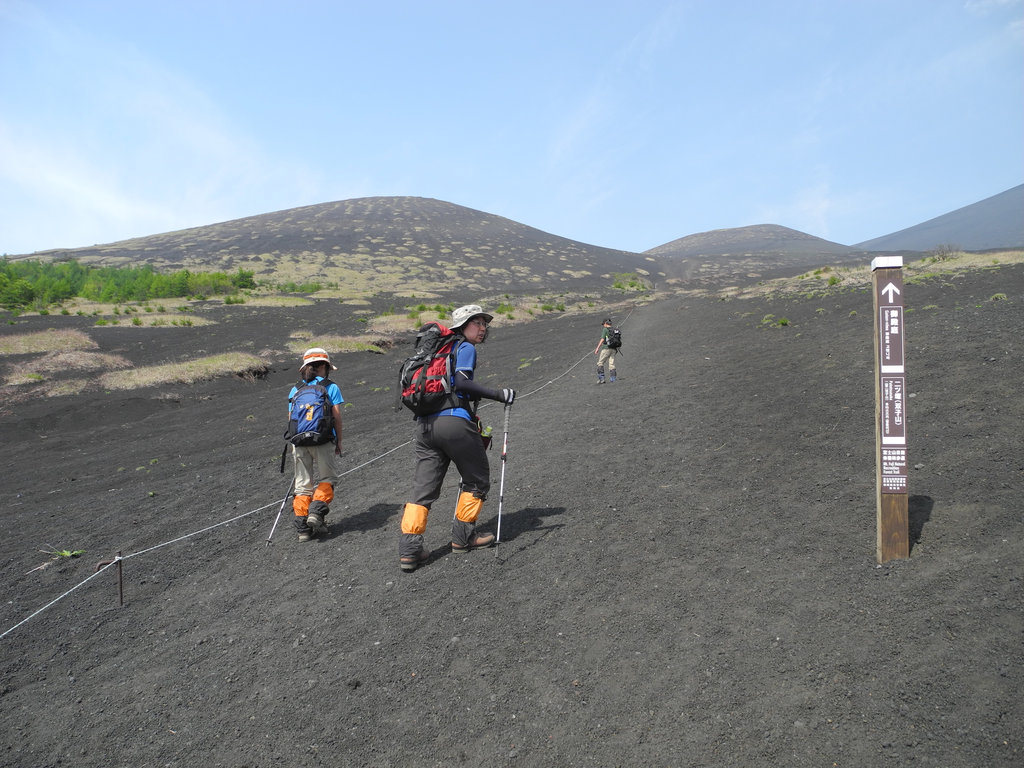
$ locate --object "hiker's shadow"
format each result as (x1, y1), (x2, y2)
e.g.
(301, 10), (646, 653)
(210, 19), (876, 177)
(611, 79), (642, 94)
(322, 502), (399, 538)
(908, 495), (933, 554)
(495, 506), (567, 547)
(320, 504), (567, 554)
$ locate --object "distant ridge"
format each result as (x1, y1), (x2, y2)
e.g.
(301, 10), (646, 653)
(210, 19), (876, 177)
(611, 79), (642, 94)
(643, 224), (861, 285)
(644, 224), (853, 259)
(856, 184), (1024, 252)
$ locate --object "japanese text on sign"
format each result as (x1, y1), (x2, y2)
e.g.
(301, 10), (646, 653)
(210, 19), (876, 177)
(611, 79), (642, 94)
(881, 376), (906, 445)
(880, 306), (905, 372)
(881, 446), (908, 493)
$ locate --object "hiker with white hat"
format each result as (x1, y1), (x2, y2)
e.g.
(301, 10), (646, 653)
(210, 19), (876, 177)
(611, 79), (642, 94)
(286, 348), (344, 542)
(398, 304), (516, 571)
(594, 318), (619, 384)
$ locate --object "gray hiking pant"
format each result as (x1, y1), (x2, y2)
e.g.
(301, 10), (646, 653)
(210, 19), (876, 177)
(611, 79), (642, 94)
(411, 414), (490, 506)
(400, 414), (490, 557)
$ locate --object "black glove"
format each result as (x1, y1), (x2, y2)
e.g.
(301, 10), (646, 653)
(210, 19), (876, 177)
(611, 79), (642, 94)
(499, 388), (516, 405)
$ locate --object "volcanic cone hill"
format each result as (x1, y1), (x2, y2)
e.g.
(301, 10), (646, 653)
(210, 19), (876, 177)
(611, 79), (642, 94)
(645, 223), (866, 286)
(24, 197), (659, 298)
(856, 183), (1024, 252)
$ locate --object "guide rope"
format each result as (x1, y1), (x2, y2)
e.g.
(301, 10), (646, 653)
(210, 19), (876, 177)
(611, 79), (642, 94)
(0, 560), (119, 641)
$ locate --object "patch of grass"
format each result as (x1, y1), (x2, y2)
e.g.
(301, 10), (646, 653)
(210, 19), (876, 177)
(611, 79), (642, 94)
(98, 353), (268, 390)
(367, 314), (419, 334)
(3, 351), (132, 386)
(235, 296), (315, 307)
(760, 314), (791, 328)
(285, 336), (390, 355)
(6, 372), (45, 384)
(611, 272), (648, 291)
(0, 329), (97, 356)
(44, 379), (91, 397)
(25, 544), (87, 574)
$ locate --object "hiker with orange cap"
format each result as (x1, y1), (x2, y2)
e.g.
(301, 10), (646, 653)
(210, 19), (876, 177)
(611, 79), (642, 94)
(398, 304), (516, 572)
(286, 348), (344, 542)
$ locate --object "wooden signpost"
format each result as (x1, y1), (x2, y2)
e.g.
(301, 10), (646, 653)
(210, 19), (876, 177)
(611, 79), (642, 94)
(872, 255), (909, 562)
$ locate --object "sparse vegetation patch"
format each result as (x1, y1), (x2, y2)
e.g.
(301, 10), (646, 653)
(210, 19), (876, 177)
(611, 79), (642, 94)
(0, 329), (97, 356)
(712, 250), (1024, 301)
(97, 353), (268, 390)
(4, 350), (132, 386)
(285, 335), (390, 355)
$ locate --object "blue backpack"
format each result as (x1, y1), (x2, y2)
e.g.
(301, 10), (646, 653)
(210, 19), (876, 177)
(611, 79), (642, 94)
(284, 380), (334, 446)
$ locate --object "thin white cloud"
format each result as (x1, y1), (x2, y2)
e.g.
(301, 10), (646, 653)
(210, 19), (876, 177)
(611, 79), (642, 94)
(964, 0), (1024, 41)
(0, 121), (178, 250)
(616, 2), (685, 72)
(540, 4), (688, 233)
(754, 180), (836, 241)
(0, 5), (332, 252)
(964, 0), (1022, 13)
(1009, 16), (1024, 40)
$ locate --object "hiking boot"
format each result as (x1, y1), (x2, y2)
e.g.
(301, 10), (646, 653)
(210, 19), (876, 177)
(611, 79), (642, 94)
(295, 515), (315, 542)
(399, 550), (428, 572)
(307, 511), (326, 533)
(451, 532), (495, 553)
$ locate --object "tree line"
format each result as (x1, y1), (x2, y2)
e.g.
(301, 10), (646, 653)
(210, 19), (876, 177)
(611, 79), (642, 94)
(0, 259), (258, 310)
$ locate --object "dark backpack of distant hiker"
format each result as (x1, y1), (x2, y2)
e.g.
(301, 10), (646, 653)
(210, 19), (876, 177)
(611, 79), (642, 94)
(397, 322), (463, 416)
(606, 327), (623, 350)
(284, 379), (335, 447)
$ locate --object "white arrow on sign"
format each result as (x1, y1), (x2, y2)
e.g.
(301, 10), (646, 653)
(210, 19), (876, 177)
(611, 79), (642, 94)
(881, 282), (901, 302)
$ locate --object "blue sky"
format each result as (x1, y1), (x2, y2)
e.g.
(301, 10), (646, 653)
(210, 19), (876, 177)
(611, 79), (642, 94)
(1, 0), (1021, 256)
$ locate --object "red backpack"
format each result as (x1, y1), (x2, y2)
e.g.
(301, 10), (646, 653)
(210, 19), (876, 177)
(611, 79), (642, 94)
(397, 322), (464, 416)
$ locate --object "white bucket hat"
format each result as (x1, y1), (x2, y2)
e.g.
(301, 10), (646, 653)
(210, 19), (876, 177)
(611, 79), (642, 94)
(449, 304), (494, 331)
(300, 347), (337, 370)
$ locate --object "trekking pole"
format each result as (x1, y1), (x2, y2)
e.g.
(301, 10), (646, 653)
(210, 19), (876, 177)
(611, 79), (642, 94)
(495, 404), (511, 544)
(266, 479), (295, 547)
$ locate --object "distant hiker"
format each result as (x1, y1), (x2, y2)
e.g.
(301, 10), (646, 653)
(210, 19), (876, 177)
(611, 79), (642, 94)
(594, 318), (619, 384)
(398, 304), (516, 572)
(286, 348), (344, 542)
